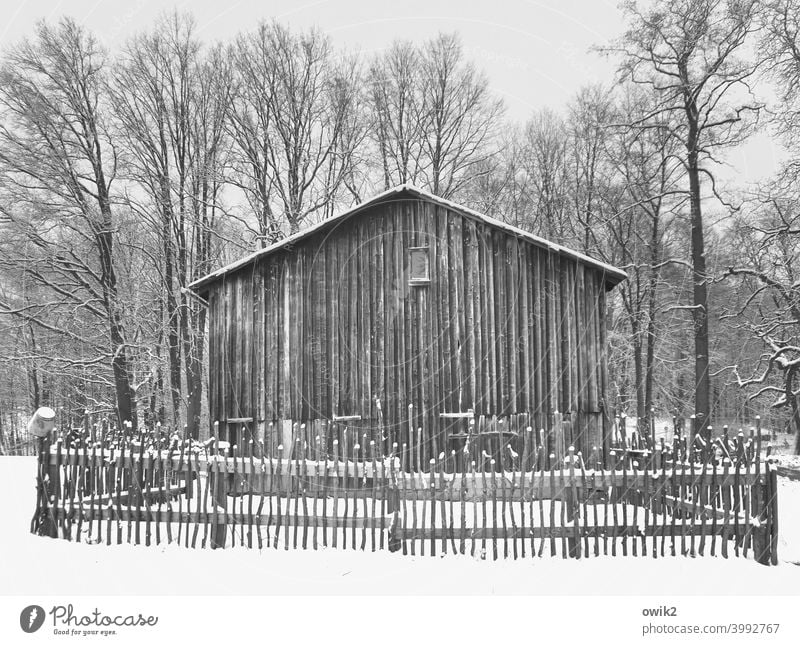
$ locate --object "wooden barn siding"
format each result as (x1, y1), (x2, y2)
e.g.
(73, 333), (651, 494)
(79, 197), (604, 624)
(208, 198), (609, 454)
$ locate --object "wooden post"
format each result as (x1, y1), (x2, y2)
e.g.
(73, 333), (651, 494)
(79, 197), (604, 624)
(29, 408), (57, 538)
(31, 435), (57, 537)
(210, 443), (228, 549)
(387, 446), (402, 553)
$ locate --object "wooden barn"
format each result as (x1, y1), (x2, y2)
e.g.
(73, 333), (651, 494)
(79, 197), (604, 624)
(189, 185), (626, 464)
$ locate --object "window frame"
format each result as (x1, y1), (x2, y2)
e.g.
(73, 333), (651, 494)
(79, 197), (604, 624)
(407, 246), (431, 286)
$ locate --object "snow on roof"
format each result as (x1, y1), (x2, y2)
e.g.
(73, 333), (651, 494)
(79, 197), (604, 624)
(189, 184), (628, 292)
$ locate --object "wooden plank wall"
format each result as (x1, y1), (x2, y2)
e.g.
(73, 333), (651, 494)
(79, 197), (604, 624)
(207, 196), (611, 456)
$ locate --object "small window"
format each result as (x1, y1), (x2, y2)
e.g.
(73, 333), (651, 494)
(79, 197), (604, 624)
(408, 247), (430, 285)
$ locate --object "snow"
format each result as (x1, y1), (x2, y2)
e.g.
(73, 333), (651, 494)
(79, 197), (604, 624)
(1, 456), (799, 596)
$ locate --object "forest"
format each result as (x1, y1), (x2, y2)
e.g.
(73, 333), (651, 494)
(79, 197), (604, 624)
(1, 0), (799, 454)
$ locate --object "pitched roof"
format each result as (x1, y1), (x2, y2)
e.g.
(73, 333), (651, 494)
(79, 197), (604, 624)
(189, 184), (627, 292)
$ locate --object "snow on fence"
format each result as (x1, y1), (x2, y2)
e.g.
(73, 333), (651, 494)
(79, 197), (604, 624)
(29, 420), (780, 565)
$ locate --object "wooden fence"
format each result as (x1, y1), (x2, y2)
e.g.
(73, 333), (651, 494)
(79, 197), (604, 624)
(30, 424), (780, 565)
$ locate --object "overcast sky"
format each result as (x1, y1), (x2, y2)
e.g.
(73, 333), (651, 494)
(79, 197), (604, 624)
(0, 0), (785, 187)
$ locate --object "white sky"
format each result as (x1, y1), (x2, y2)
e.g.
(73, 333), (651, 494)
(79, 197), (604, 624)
(0, 0), (786, 187)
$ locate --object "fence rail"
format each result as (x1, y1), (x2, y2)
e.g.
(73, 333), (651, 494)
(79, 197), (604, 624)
(31, 428), (780, 565)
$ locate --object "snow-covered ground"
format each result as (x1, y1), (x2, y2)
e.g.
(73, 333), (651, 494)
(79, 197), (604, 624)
(1, 456), (798, 596)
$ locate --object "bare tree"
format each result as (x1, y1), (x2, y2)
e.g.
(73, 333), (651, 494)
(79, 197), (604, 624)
(722, 190), (800, 453)
(610, 0), (763, 436)
(109, 13), (231, 436)
(601, 89), (685, 435)
(227, 22), (365, 240)
(367, 34), (503, 199)
(367, 41), (426, 190)
(0, 18), (137, 426)
(519, 109), (573, 240)
(418, 34), (504, 198)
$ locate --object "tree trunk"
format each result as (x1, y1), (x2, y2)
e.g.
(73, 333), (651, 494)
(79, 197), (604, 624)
(687, 141), (711, 440)
(162, 201), (183, 430)
(644, 216), (660, 441)
(184, 304), (206, 441)
(97, 218), (137, 429)
(633, 326), (646, 435)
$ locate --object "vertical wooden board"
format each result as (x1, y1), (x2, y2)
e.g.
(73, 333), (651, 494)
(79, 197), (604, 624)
(340, 229), (351, 416)
(598, 288), (609, 460)
(297, 248), (306, 419)
(309, 244), (321, 421)
(264, 264), (276, 421)
(483, 224), (497, 414)
(310, 241), (323, 419)
(418, 202), (434, 457)
(560, 258), (572, 416)
(542, 251), (553, 417)
(275, 257), (284, 420)
(320, 239), (330, 419)
(330, 234), (341, 417)
(219, 280), (228, 427)
(215, 287), (223, 428)
(300, 247), (311, 420)
(241, 272), (249, 420)
(384, 207), (397, 429)
(226, 278), (236, 426)
(255, 265), (265, 426)
(409, 203), (422, 446)
(593, 282), (601, 418)
(540, 248), (551, 423)
(581, 271), (593, 415)
(492, 230), (507, 416)
(584, 271), (597, 413)
(437, 207), (453, 415)
(243, 273), (252, 418)
(574, 263), (589, 416)
(453, 214), (466, 414)
(531, 248), (543, 426)
(281, 253), (292, 418)
(591, 273), (602, 413)
(463, 218), (477, 411)
(506, 236), (519, 415)
(248, 271), (256, 419)
(518, 242), (531, 413)
(551, 252), (563, 415)
(338, 227), (349, 416)
(375, 210), (386, 417)
(208, 291), (219, 426)
(430, 205), (445, 429)
(270, 262), (280, 422)
(235, 275), (244, 420)
(536, 250), (547, 420)
(426, 204), (443, 435)
(572, 262), (582, 416)
(474, 221), (487, 414)
(222, 279), (231, 427)
(448, 211), (464, 414)
(562, 260), (573, 417)
(573, 265), (586, 450)
(395, 204), (408, 427)
(363, 215), (375, 419)
(349, 222), (360, 417)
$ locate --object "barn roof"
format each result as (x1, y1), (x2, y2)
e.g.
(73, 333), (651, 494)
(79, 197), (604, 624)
(189, 184), (627, 292)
